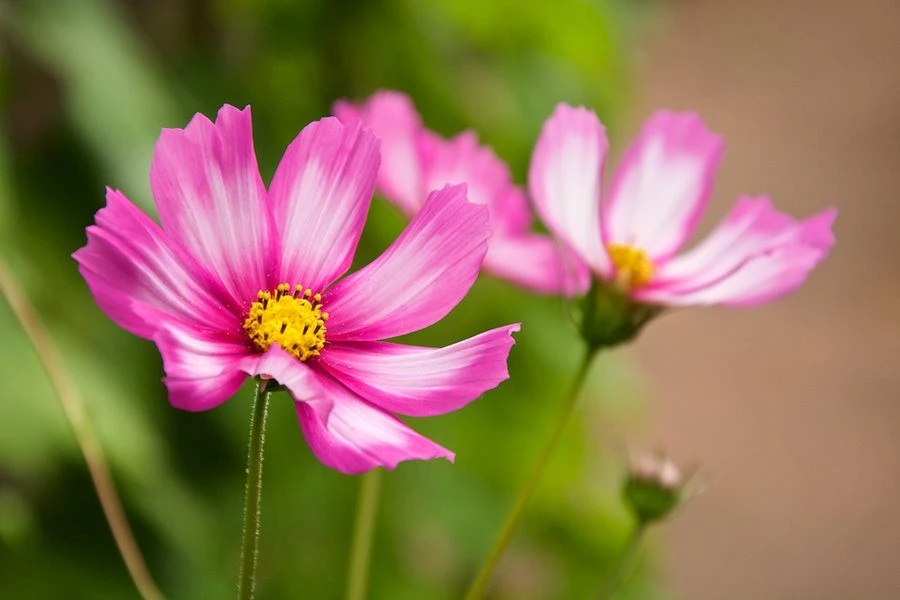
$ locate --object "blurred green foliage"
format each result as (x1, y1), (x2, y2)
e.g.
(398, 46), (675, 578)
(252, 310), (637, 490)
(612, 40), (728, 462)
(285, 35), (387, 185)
(0, 0), (661, 598)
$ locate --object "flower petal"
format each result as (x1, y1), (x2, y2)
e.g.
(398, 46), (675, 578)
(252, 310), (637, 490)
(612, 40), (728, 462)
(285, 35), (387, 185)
(324, 183), (489, 341)
(268, 117), (380, 291)
(529, 103), (611, 275)
(241, 347), (454, 474)
(419, 130), (532, 235)
(154, 320), (250, 411)
(603, 111), (724, 260)
(296, 381), (455, 475)
(318, 324), (519, 417)
(74, 188), (237, 339)
(149, 105), (277, 306)
(483, 234), (590, 296)
(647, 197), (796, 286)
(333, 91), (425, 215)
(639, 198), (837, 307)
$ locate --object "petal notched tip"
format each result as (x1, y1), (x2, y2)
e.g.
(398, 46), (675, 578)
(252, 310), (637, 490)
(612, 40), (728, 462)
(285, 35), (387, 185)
(333, 90), (419, 126)
(550, 102), (605, 128)
(173, 103), (252, 141)
(800, 206), (838, 250)
(539, 103), (609, 156)
(643, 109), (725, 151)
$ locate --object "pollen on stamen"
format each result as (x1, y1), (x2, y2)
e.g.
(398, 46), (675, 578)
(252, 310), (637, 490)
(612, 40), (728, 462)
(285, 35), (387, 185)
(607, 244), (655, 290)
(243, 282), (328, 361)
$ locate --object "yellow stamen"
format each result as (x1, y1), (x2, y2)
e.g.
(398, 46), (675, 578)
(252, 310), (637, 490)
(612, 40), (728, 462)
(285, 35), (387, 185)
(607, 244), (655, 289)
(243, 283), (328, 361)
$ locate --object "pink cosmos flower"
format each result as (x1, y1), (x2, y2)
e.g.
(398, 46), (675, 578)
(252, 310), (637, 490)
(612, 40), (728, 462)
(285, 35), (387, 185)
(530, 104), (837, 307)
(74, 105), (519, 474)
(333, 91), (589, 296)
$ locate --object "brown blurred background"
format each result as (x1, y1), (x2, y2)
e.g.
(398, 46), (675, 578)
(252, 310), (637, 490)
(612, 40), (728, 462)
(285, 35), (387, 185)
(628, 1), (900, 598)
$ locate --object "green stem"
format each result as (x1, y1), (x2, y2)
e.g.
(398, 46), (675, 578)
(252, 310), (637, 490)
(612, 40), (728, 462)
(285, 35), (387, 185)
(237, 379), (271, 600)
(597, 522), (646, 600)
(464, 348), (598, 600)
(345, 468), (383, 600)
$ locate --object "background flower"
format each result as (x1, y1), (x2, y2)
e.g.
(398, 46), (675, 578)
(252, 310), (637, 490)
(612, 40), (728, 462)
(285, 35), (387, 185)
(530, 104), (837, 309)
(334, 91), (589, 296)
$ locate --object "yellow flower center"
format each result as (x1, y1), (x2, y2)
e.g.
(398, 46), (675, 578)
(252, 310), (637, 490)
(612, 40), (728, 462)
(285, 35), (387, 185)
(607, 244), (655, 289)
(243, 283), (329, 361)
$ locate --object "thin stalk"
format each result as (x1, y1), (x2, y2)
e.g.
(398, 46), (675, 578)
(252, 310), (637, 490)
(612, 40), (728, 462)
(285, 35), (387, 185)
(597, 522), (646, 600)
(237, 379), (271, 600)
(345, 468), (383, 600)
(0, 257), (164, 600)
(464, 348), (598, 600)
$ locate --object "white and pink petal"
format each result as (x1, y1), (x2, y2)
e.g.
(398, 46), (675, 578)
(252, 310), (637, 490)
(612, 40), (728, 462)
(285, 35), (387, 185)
(318, 324), (519, 417)
(649, 242), (830, 307)
(324, 184), (489, 342)
(603, 111), (724, 260)
(296, 386), (454, 475)
(150, 105), (278, 306)
(268, 117), (380, 291)
(154, 320), (251, 412)
(74, 188), (237, 339)
(639, 198), (837, 307)
(241, 348), (453, 474)
(528, 103), (611, 276)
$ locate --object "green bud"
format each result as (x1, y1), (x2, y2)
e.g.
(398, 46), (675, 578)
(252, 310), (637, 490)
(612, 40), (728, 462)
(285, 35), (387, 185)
(623, 453), (684, 525)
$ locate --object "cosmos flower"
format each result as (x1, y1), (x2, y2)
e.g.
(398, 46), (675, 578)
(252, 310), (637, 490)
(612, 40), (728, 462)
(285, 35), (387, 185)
(74, 105), (518, 474)
(530, 104), (837, 309)
(333, 91), (589, 296)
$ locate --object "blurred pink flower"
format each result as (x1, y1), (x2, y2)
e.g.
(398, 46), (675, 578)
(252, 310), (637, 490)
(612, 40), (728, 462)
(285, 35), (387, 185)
(333, 91), (589, 296)
(74, 105), (518, 474)
(530, 104), (837, 307)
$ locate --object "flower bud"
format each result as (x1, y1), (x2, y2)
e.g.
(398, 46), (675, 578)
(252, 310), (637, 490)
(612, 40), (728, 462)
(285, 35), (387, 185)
(623, 452), (685, 525)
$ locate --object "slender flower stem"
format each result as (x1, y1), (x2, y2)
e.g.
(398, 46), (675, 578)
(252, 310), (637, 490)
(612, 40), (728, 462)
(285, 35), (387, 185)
(464, 347), (598, 600)
(597, 522), (646, 600)
(237, 379), (271, 600)
(0, 257), (164, 600)
(345, 468), (383, 600)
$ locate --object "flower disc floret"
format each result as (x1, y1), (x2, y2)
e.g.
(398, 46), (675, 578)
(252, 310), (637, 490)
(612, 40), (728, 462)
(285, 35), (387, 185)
(607, 244), (654, 289)
(243, 283), (328, 361)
